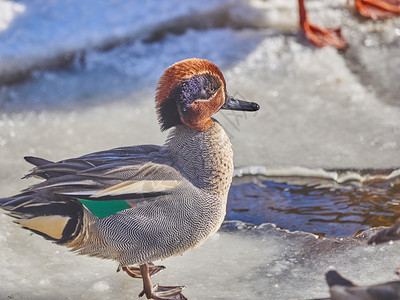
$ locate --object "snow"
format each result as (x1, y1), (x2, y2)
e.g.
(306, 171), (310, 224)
(0, 0), (25, 32)
(0, 0), (400, 299)
(0, 0), (246, 81)
(1, 218), (399, 299)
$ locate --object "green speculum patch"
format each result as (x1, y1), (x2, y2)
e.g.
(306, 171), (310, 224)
(78, 199), (131, 218)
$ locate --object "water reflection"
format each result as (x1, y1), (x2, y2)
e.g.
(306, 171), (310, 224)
(226, 174), (400, 237)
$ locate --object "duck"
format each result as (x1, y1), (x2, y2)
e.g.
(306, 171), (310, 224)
(0, 58), (259, 300)
(368, 221), (400, 275)
(368, 221), (400, 245)
(323, 270), (400, 300)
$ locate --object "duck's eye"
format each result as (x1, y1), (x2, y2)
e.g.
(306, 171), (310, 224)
(207, 87), (216, 94)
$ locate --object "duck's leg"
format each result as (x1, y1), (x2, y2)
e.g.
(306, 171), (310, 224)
(298, 0), (348, 49)
(351, 0), (400, 20)
(120, 263), (165, 278)
(138, 263), (187, 300)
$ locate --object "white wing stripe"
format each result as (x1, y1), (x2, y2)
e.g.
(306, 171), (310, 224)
(90, 180), (181, 198)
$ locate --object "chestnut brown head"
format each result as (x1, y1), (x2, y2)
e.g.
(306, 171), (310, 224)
(156, 58), (259, 131)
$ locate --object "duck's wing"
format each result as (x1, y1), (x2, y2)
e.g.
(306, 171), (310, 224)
(3, 145), (186, 219)
(24, 144), (163, 179)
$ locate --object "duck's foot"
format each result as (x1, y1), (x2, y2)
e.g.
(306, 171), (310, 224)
(298, 0), (348, 49)
(138, 284), (187, 300)
(302, 21), (348, 49)
(350, 0), (400, 20)
(119, 263), (166, 278)
(138, 263), (187, 300)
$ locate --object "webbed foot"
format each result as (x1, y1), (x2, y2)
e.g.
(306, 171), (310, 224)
(350, 0), (400, 20)
(298, 0), (348, 49)
(137, 263), (187, 300)
(138, 284), (187, 300)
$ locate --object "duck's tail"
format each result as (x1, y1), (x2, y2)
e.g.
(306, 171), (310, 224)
(1, 191), (86, 245)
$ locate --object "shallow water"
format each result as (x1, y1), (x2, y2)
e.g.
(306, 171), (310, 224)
(228, 173), (400, 237)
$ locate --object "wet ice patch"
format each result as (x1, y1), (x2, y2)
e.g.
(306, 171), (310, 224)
(0, 0), (245, 83)
(0, 28), (263, 111)
(81, 28), (263, 86)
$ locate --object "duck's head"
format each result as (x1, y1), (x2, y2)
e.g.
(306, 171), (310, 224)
(156, 58), (259, 131)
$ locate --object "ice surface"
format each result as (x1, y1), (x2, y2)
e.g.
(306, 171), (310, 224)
(0, 0), (25, 32)
(1, 0), (400, 299)
(0, 0), (257, 83)
(1, 1), (399, 169)
(1, 217), (400, 300)
(1, 28), (400, 169)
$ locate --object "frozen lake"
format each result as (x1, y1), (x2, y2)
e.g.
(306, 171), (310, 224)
(1, 0), (400, 299)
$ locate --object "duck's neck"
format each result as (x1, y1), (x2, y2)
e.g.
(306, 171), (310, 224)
(165, 121), (234, 199)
